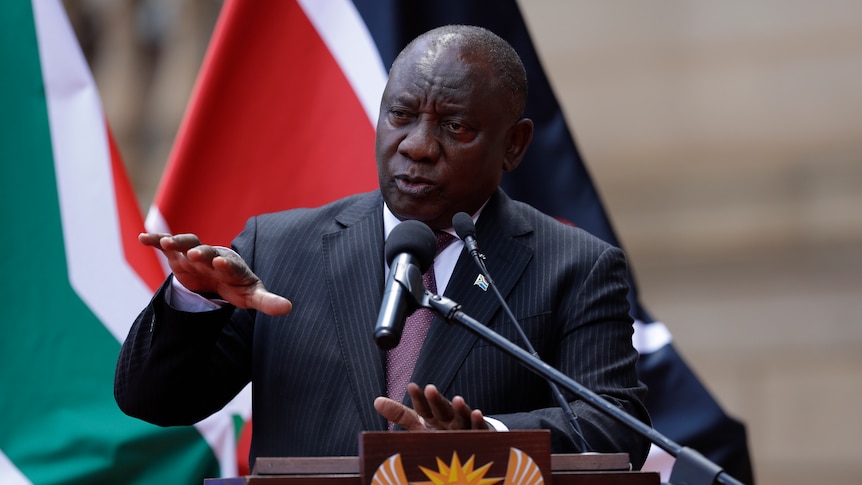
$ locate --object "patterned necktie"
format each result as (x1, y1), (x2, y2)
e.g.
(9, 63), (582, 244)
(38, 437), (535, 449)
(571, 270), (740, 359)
(385, 231), (456, 413)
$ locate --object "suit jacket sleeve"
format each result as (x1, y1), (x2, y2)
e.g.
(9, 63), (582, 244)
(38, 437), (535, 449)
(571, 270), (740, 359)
(492, 244), (650, 466)
(114, 278), (254, 426)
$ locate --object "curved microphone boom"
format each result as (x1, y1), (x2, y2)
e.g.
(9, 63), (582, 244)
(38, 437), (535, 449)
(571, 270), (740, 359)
(452, 212), (590, 452)
(374, 220), (437, 350)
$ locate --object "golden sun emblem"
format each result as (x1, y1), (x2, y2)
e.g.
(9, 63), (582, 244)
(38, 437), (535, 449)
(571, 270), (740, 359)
(415, 452), (501, 485)
(370, 448), (544, 485)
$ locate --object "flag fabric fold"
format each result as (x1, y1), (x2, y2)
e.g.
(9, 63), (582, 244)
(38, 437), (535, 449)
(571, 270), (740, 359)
(149, 0), (753, 482)
(0, 0), (237, 482)
(146, 0), (381, 247)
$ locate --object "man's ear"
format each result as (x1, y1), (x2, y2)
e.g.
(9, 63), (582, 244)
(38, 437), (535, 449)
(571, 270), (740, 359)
(503, 118), (534, 172)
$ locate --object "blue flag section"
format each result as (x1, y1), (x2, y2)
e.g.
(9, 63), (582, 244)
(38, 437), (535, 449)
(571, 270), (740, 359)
(352, 1), (754, 481)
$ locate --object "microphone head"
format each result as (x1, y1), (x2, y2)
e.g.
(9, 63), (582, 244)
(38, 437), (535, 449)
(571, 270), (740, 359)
(385, 220), (436, 272)
(452, 212), (476, 240)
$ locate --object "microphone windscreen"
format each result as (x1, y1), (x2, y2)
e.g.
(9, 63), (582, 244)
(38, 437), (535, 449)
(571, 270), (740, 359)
(452, 212), (476, 240)
(384, 220), (436, 271)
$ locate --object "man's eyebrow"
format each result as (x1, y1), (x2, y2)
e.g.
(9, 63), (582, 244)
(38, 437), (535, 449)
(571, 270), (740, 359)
(387, 93), (418, 105)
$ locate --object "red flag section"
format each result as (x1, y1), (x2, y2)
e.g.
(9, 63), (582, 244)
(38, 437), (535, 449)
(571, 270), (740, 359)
(151, 0), (377, 247)
(108, 128), (165, 292)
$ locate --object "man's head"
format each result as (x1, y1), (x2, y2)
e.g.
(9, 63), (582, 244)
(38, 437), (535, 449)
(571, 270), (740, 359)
(375, 25), (534, 230)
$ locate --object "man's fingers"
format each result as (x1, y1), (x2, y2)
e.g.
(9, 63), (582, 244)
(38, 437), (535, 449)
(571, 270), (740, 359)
(138, 232), (168, 247)
(374, 397), (425, 430)
(139, 233), (207, 255)
(470, 409), (489, 430)
(253, 290), (293, 316)
(151, 234), (203, 253)
(407, 383), (432, 417)
(425, 385), (456, 423)
(187, 244), (230, 264)
(139, 233), (292, 314)
(380, 386), (489, 431)
(166, 233), (204, 249)
(451, 396), (470, 415)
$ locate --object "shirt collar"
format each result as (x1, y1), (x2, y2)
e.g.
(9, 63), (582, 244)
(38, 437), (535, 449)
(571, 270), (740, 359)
(382, 201), (487, 240)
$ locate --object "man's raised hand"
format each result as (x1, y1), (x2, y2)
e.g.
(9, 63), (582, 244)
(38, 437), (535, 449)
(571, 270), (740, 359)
(139, 233), (292, 316)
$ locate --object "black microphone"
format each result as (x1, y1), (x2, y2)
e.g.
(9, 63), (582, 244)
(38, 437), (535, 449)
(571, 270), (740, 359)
(374, 220), (437, 350)
(452, 212), (590, 452)
(453, 212), (481, 260)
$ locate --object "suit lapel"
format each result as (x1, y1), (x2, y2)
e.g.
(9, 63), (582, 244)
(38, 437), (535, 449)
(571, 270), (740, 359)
(411, 190), (534, 397)
(322, 192), (389, 430)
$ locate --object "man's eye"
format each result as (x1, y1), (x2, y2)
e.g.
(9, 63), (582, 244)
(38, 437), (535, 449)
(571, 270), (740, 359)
(444, 122), (465, 133)
(389, 109), (411, 120)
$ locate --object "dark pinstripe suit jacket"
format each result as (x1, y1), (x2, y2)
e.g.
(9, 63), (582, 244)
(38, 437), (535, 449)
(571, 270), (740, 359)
(115, 189), (650, 468)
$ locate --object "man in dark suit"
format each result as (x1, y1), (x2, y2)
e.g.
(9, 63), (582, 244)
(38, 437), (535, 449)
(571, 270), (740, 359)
(115, 25), (651, 469)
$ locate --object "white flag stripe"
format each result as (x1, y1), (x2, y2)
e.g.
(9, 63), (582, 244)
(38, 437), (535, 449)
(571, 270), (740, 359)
(643, 444), (675, 482)
(298, 0), (387, 126)
(0, 450), (32, 485)
(32, 0), (239, 477)
(143, 206), (174, 275)
(144, 203), (170, 235)
(193, 384), (253, 477)
(32, 0), (153, 343)
(632, 319), (672, 354)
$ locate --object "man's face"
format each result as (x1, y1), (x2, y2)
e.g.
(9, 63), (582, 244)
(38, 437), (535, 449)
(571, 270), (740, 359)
(375, 41), (519, 230)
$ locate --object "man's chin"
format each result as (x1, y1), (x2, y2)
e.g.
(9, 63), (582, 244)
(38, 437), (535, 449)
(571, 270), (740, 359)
(392, 207), (450, 229)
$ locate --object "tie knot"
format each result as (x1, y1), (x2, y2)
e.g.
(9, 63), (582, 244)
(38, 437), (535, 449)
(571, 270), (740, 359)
(434, 231), (456, 255)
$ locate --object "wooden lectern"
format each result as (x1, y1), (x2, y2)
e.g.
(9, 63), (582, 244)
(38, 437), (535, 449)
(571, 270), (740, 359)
(205, 430), (658, 484)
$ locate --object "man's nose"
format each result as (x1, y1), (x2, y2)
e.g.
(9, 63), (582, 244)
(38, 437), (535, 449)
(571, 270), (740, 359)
(398, 120), (440, 162)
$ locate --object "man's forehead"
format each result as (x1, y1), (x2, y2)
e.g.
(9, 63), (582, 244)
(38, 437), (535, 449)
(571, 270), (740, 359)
(416, 32), (462, 67)
(385, 63), (483, 106)
(393, 43), (486, 86)
(400, 44), (445, 71)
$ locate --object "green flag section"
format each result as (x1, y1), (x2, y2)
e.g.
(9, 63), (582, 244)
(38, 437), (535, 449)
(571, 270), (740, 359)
(0, 1), (229, 483)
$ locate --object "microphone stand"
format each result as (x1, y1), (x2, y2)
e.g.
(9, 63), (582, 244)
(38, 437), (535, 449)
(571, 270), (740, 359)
(415, 288), (744, 485)
(464, 244), (590, 452)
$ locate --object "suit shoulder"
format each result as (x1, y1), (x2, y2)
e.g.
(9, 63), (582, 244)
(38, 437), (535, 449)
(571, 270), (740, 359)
(509, 198), (617, 251)
(248, 191), (379, 234)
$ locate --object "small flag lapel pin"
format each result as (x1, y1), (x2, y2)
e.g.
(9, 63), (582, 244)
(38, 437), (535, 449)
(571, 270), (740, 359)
(473, 274), (489, 291)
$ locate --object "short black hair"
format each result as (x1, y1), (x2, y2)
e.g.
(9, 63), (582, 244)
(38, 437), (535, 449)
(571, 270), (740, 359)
(393, 25), (528, 120)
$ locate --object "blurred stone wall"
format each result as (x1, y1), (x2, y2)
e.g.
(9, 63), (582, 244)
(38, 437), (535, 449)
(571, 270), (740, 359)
(65, 1), (862, 484)
(520, 2), (862, 484)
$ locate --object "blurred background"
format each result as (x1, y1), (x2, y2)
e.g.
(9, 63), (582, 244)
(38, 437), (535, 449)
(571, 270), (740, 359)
(63, 1), (862, 484)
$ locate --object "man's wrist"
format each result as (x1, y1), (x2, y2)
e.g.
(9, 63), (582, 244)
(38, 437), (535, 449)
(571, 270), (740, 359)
(168, 276), (226, 312)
